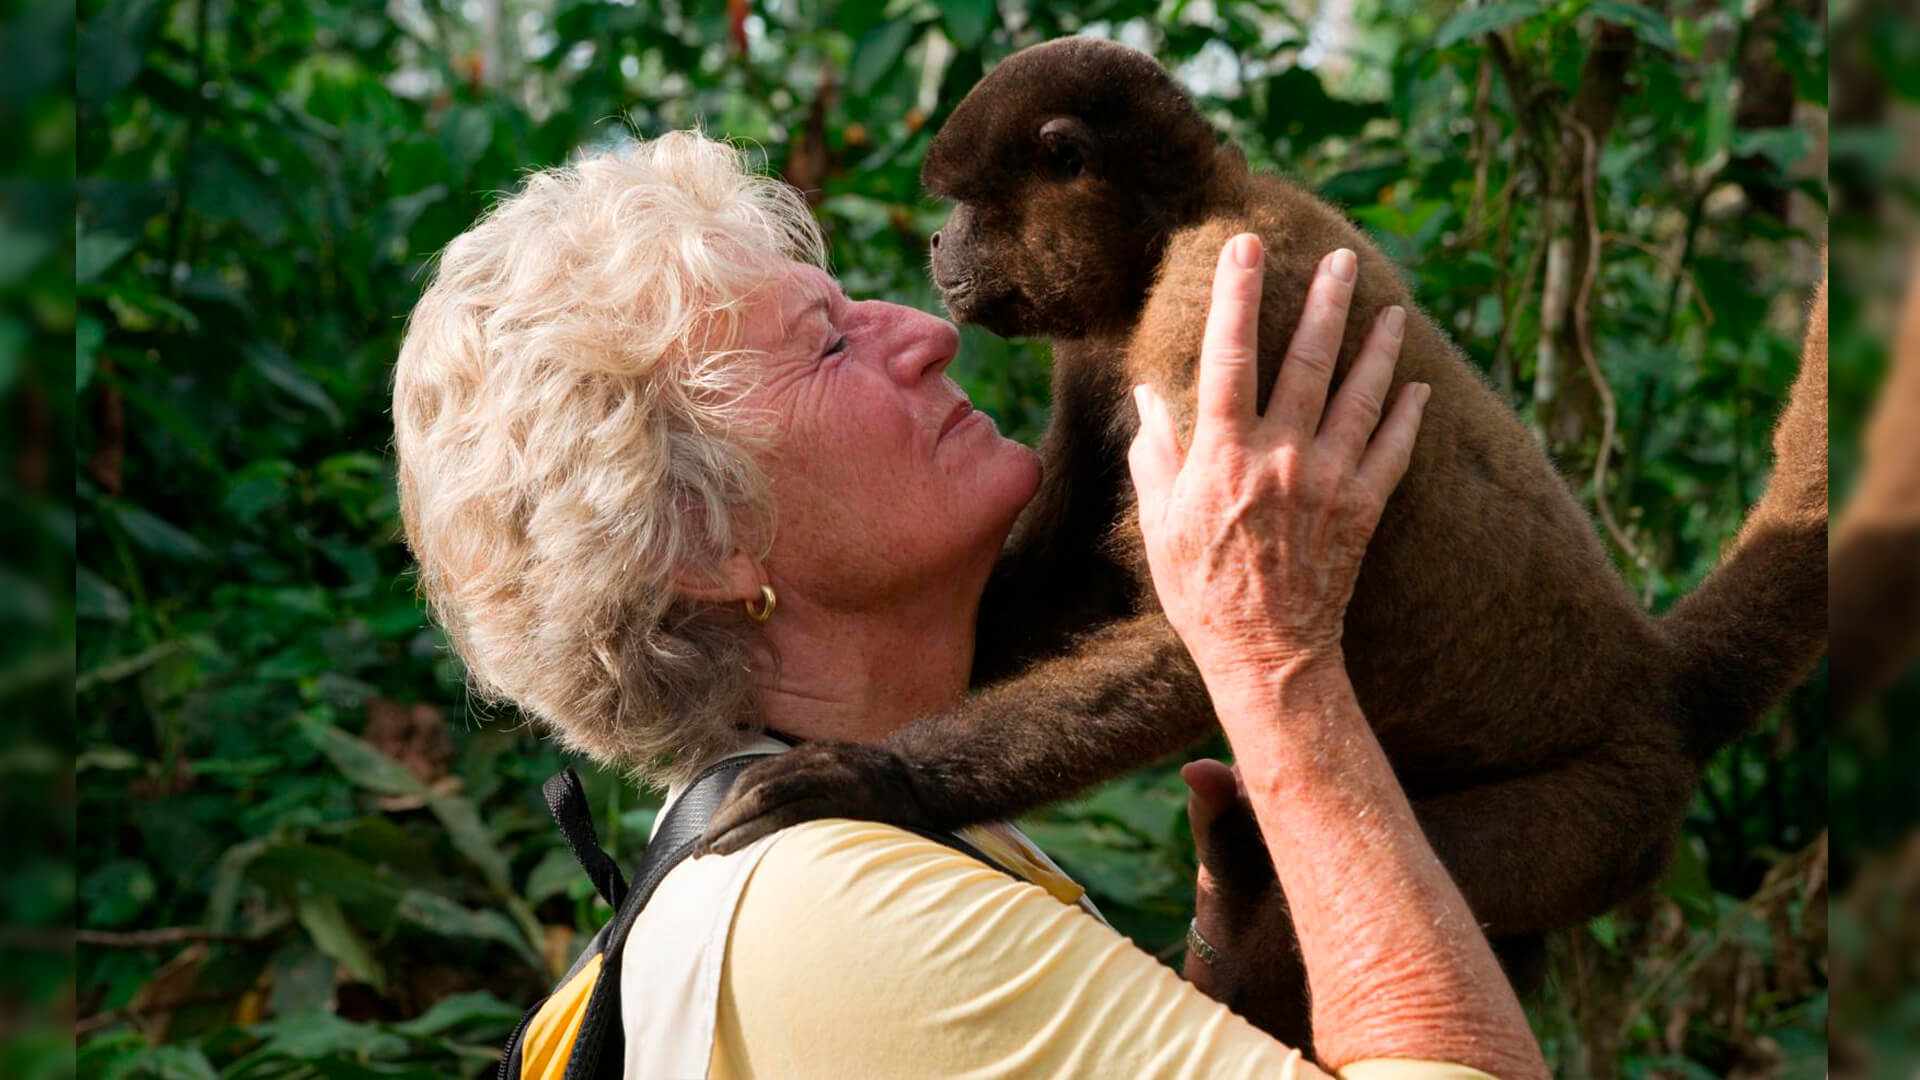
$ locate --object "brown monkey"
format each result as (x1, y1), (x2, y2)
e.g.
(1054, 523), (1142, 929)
(704, 37), (1829, 1041)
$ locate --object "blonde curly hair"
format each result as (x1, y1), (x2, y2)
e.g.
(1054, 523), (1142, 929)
(393, 131), (826, 785)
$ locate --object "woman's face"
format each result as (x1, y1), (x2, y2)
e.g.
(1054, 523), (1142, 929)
(738, 263), (1041, 608)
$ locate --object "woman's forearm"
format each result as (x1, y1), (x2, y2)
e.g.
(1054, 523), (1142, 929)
(1206, 653), (1546, 1079)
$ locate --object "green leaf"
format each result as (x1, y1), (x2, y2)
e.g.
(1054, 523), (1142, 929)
(76, 225), (138, 284)
(1017, 820), (1180, 908)
(107, 372), (220, 465)
(103, 1046), (218, 1080)
(297, 712), (429, 798)
(81, 858), (156, 927)
(266, 945), (339, 1018)
(1587, 911), (1619, 950)
(525, 847), (584, 904)
(295, 893), (386, 991)
(1732, 126), (1813, 169)
(389, 990), (523, 1039)
(104, 500), (210, 561)
(1587, 0), (1677, 53)
(248, 1007), (407, 1059)
(941, 0), (997, 50)
(244, 341), (344, 428)
(1659, 832), (1714, 919)
(428, 790), (515, 893)
(75, 638), (190, 693)
(1434, 1), (1542, 49)
(439, 104), (495, 178)
(222, 459), (299, 524)
(396, 890), (544, 971)
(76, 567), (130, 624)
(851, 16), (921, 97)
(297, 713), (522, 899)
(249, 843), (405, 909)
(833, 0), (891, 39)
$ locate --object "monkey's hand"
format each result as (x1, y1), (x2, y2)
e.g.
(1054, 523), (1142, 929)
(700, 742), (935, 856)
(1182, 758), (1314, 1046)
(1183, 760), (1278, 988)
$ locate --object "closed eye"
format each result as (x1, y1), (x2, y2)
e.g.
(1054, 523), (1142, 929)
(823, 335), (849, 358)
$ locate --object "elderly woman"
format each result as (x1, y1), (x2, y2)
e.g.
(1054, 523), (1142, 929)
(393, 132), (1545, 1079)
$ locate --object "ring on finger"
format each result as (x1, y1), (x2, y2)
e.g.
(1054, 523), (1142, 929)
(1187, 918), (1224, 966)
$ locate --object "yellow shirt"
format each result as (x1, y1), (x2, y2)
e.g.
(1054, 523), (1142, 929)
(711, 818), (1500, 1080)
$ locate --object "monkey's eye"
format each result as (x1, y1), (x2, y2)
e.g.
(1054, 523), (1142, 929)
(1047, 149), (1084, 181)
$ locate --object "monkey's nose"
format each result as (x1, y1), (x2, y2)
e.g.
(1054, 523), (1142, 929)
(930, 231), (941, 250)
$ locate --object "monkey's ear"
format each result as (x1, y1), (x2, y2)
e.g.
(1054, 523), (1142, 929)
(1037, 116), (1095, 180)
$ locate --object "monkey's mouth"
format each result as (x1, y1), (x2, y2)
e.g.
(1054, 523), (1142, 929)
(937, 277), (977, 312)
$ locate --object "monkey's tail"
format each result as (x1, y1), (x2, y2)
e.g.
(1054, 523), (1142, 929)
(1660, 274), (1828, 761)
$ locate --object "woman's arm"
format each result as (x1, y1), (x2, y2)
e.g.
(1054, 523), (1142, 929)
(1130, 235), (1547, 1079)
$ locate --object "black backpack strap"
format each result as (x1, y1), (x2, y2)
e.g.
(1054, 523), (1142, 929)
(560, 753), (776, 1080)
(556, 752), (1023, 1080)
(542, 768), (628, 909)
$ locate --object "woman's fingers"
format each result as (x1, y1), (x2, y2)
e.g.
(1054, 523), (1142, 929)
(1355, 381), (1430, 509)
(1316, 305), (1407, 463)
(1264, 248), (1357, 442)
(1194, 234), (1267, 445)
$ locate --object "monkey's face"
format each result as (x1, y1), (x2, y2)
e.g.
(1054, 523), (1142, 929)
(926, 120), (1158, 339)
(921, 38), (1219, 340)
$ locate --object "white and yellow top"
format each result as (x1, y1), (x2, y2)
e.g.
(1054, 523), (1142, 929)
(586, 741), (1502, 1080)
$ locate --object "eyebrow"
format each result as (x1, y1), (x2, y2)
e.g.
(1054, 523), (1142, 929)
(783, 292), (835, 343)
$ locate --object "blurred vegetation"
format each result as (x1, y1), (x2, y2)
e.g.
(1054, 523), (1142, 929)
(74, 0), (1830, 1076)
(2, 1), (78, 1079)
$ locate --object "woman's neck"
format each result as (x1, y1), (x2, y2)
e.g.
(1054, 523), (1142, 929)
(751, 583), (980, 745)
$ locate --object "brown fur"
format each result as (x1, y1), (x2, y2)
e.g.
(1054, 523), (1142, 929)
(705, 38), (1829, 1044)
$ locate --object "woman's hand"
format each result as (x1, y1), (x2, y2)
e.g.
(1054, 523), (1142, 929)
(1128, 235), (1426, 688)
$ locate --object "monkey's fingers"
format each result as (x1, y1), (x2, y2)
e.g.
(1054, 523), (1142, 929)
(1264, 248), (1357, 445)
(1194, 233), (1266, 444)
(1354, 382), (1430, 510)
(1316, 305), (1406, 465)
(1182, 758), (1240, 842)
(1128, 384), (1181, 513)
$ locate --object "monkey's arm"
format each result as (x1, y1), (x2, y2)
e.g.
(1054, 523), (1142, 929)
(702, 612), (1216, 853)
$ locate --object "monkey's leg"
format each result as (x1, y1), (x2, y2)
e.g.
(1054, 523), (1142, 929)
(1410, 743), (1695, 937)
(1194, 758), (1659, 1048)
(1200, 879), (1542, 1051)
(702, 612), (1217, 854)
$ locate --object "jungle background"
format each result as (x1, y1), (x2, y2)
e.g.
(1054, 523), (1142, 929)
(48, 0), (1864, 1075)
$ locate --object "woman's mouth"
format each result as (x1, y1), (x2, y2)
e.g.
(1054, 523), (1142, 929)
(939, 400), (979, 440)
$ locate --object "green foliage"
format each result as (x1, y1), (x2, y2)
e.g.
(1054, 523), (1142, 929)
(75, 0), (1826, 1075)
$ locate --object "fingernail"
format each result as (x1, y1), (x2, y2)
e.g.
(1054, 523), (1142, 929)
(1132, 384), (1149, 415)
(1383, 305), (1406, 336)
(1233, 233), (1262, 269)
(1417, 382), (1432, 405)
(1329, 248), (1356, 282)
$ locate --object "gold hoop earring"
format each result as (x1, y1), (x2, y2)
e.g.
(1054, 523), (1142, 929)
(744, 584), (777, 623)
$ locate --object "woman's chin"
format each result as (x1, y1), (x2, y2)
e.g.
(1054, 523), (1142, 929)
(983, 440), (1043, 521)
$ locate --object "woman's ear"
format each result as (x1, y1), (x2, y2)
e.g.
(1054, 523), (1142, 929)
(675, 548), (765, 605)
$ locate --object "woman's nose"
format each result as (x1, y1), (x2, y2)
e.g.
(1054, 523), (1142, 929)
(875, 303), (960, 384)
